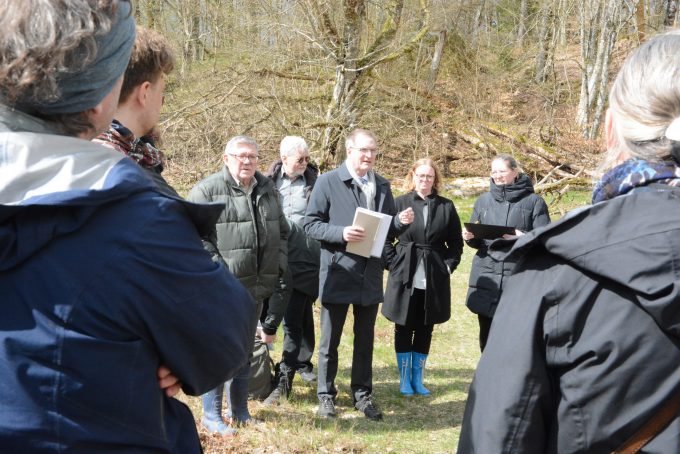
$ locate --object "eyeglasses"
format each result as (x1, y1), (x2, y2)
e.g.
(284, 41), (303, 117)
(350, 147), (379, 156)
(294, 156), (310, 165)
(415, 174), (435, 181)
(228, 153), (259, 162)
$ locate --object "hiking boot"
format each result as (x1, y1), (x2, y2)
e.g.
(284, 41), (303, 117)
(264, 367), (294, 406)
(316, 396), (336, 418)
(298, 370), (317, 384)
(263, 385), (283, 406)
(355, 396), (383, 421)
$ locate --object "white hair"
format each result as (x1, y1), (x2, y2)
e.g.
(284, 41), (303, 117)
(224, 135), (259, 155)
(279, 136), (308, 158)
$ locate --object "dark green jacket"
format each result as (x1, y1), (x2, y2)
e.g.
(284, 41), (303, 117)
(188, 168), (289, 328)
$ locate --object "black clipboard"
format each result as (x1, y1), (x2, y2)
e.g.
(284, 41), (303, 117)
(464, 222), (515, 240)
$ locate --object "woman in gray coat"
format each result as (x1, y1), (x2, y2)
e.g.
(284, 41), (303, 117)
(462, 155), (550, 351)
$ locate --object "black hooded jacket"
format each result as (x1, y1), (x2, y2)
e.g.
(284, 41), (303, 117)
(458, 185), (680, 453)
(464, 173), (551, 317)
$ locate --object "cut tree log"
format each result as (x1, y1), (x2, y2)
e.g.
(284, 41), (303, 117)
(479, 125), (591, 178)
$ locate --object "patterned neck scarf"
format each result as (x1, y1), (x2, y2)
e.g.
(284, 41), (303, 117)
(592, 158), (680, 203)
(95, 120), (164, 171)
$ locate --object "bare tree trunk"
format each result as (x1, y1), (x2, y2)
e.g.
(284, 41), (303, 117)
(535, 0), (553, 83)
(664, 0), (677, 24)
(427, 30), (448, 92)
(472, 0), (487, 48)
(636, 0), (646, 42)
(576, 0), (622, 138)
(517, 0), (528, 47)
(317, 0), (429, 166)
(146, 0), (161, 29)
(557, 0), (569, 46)
(133, 0), (141, 21)
(320, 0), (365, 165)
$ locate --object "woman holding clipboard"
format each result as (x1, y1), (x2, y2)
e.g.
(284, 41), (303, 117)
(462, 155), (550, 351)
(383, 159), (463, 396)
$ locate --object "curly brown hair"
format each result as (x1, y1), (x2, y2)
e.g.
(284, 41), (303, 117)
(0, 0), (122, 106)
(0, 0), (127, 135)
(119, 27), (175, 103)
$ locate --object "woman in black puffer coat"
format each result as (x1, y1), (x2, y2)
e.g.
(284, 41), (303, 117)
(462, 155), (550, 351)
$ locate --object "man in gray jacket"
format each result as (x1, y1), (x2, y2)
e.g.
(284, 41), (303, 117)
(188, 135), (289, 435)
(305, 128), (412, 420)
(263, 136), (321, 406)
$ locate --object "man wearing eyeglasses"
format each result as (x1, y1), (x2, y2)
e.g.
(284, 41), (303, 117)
(262, 136), (321, 406)
(305, 128), (412, 421)
(188, 135), (289, 435)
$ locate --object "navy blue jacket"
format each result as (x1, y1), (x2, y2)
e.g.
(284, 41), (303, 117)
(0, 110), (254, 453)
(304, 163), (398, 305)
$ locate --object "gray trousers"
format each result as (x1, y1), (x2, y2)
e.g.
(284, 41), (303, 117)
(317, 302), (379, 403)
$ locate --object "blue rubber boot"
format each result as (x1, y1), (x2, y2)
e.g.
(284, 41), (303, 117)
(225, 363), (252, 424)
(201, 384), (237, 436)
(411, 352), (431, 396)
(396, 352), (414, 396)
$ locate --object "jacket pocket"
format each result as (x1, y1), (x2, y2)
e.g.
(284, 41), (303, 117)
(322, 252), (365, 301)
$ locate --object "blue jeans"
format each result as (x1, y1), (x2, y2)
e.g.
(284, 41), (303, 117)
(202, 300), (262, 423)
(201, 362), (251, 423)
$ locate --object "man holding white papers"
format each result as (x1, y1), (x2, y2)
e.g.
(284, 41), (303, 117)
(305, 128), (413, 421)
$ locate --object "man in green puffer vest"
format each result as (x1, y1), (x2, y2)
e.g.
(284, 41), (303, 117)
(188, 135), (289, 436)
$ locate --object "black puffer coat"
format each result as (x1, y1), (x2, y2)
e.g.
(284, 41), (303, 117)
(265, 160), (320, 299)
(383, 191), (463, 325)
(464, 173), (550, 317)
(458, 186), (680, 453)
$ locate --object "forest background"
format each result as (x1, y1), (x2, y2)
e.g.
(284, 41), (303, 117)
(133, 0), (679, 452)
(136, 0), (679, 196)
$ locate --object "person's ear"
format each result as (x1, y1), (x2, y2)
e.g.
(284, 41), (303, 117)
(78, 104), (104, 140)
(223, 153), (229, 165)
(605, 109), (616, 150)
(136, 81), (152, 107)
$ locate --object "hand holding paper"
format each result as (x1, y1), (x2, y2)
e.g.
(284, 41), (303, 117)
(343, 225), (366, 242)
(346, 207), (393, 258)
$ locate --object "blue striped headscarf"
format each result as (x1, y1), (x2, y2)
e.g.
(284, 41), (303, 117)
(36, 1), (136, 115)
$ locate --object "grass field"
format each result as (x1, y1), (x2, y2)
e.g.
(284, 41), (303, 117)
(178, 190), (592, 453)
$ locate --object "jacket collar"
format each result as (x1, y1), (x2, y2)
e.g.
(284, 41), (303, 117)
(265, 159), (319, 189)
(0, 104), (63, 135)
(337, 162), (389, 187)
(222, 167), (274, 194)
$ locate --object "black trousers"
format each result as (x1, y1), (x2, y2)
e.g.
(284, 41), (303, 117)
(478, 314), (493, 352)
(317, 302), (379, 403)
(280, 289), (315, 374)
(394, 289), (434, 355)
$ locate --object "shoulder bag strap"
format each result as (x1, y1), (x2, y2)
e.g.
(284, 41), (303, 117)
(611, 389), (680, 454)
